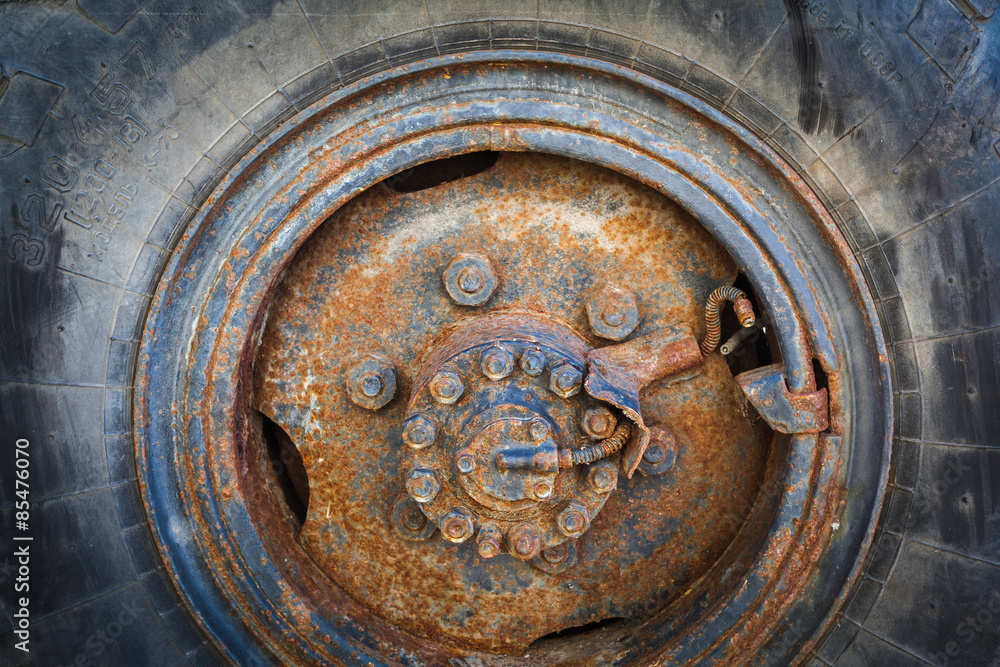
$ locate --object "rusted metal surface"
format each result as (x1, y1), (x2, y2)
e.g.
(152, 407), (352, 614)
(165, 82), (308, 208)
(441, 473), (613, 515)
(736, 364), (830, 433)
(252, 153), (771, 651)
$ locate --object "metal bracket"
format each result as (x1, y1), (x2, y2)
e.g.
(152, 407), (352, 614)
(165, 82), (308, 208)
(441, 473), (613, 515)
(735, 364), (829, 433)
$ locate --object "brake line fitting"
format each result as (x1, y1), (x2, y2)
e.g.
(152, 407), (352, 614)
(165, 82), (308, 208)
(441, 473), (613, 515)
(700, 285), (757, 355)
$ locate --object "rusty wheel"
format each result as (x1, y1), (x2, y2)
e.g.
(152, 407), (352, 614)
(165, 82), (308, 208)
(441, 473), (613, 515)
(135, 54), (890, 664)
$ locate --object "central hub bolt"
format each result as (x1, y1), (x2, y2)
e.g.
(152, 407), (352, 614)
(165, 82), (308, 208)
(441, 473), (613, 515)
(406, 468), (441, 503)
(440, 508), (475, 543)
(430, 369), (464, 405)
(557, 502), (590, 538)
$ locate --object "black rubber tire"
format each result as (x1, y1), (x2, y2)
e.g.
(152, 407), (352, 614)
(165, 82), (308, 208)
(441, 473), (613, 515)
(1, 2), (998, 665)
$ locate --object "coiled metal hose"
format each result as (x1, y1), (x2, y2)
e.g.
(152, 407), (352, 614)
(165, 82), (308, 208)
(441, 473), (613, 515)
(567, 422), (632, 466)
(700, 286), (757, 356)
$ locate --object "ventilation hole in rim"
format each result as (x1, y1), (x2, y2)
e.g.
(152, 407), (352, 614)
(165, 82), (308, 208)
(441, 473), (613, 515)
(383, 151), (499, 193)
(260, 412), (309, 525)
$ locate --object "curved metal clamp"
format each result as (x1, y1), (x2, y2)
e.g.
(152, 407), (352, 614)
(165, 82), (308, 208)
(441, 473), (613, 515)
(735, 364), (829, 433)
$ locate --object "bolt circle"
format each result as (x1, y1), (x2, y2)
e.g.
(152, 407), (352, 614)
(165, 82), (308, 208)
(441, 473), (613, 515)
(429, 369), (465, 405)
(588, 460), (619, 493)
(557, 503), (590, 538)
(520, 349), (546, 376)
(406, 468), (441, 503)
(456, 452), (476, 474)
(481, 344), (515, 380)
(509, 524), (542, 560)
(440, 508), (475, 544)
(402, 414), (437, 449)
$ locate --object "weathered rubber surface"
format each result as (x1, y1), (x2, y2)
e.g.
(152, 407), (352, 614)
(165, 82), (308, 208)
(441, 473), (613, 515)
(0, 1), (998, 665)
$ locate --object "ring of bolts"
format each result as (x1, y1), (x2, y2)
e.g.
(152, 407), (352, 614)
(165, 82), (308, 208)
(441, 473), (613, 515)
(342, 253), (756, 568)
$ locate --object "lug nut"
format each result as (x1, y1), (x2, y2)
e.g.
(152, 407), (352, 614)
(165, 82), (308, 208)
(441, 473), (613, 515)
(390, 493), (436, 541)
(533, 480), (553, 499)
(529, 419), (549, 442)
(429, 368), (464, 405)
(443, 253), (499, 306)
(549, 362), (583, 398)
(401, 505), (427, 532)
(588, 459), (618, 493)
(542, 543), (569, 565)
(481, 344), (515, 380)
(586, 284), (640, 341)
(520, 349), (546, 376)
(345, 354), (397, 410)
(402, 414), (437, 449)
(509, 524), (542, 560)
(456, 451), (476, 474)
(557, 502), (590, 538)
(477, 524), (503, 559)
(406, 468), (440, 503)
(440, 507), (474, 544)
(582, 406), (617, 440)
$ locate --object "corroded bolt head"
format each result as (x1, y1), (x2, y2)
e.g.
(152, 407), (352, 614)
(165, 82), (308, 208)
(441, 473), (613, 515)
(481, 344), (515, 380)
(529, 420), (549, 442)
(345, 355), (397, 410)
(588, 460), (618, 493)
(586, 284), (640, 341)
(520, 349), (546, 376)
(477, 524), (503, 559)
(549, 362), (583, 398)
(557, 502), (590, 538)
(443, 253), (499, 306)
(406, 468), (440, 503)
(542, 543), (569, 565)
(401, 505), (427, 532)
(532, 480), (553, 499)
(429, 368), (465, 405)
(440, 507), (475, 544)
(643, 443), (666, 464)
(402, 414), (437, 449)
(582, 406), (617, 440)
(509, 524), (542, 560)
(456, 451), (476, 474)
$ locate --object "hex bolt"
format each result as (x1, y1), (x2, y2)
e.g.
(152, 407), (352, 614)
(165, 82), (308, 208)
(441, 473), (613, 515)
(533, 480), (553, 499)
(402, 414), (437, 449)
(345, 354), (398, 410)
(643, 443), (666, 464)
(456, 451), (476, 474)
(520, 349), (546, 376)
(390, 494), (436, 542)
(549, 362), (583, 399)
(443, 253), (499, 306)
(406, 468), (441, 503)
(588, 460), (618, 493)
(481, 344), (515, 381)
(440, 507), (475, 544)
(582, 406), (617, 440)
(401, 505), (427, 532)
(429, 368), (465, 405)
(477, 524), (503, 559)
(529, 419), (549, 442)
(509, 524), (542, 560)
(557, 502), (591, 538)
(586, 284), (640, 341)
(541, 543), (569, 565)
